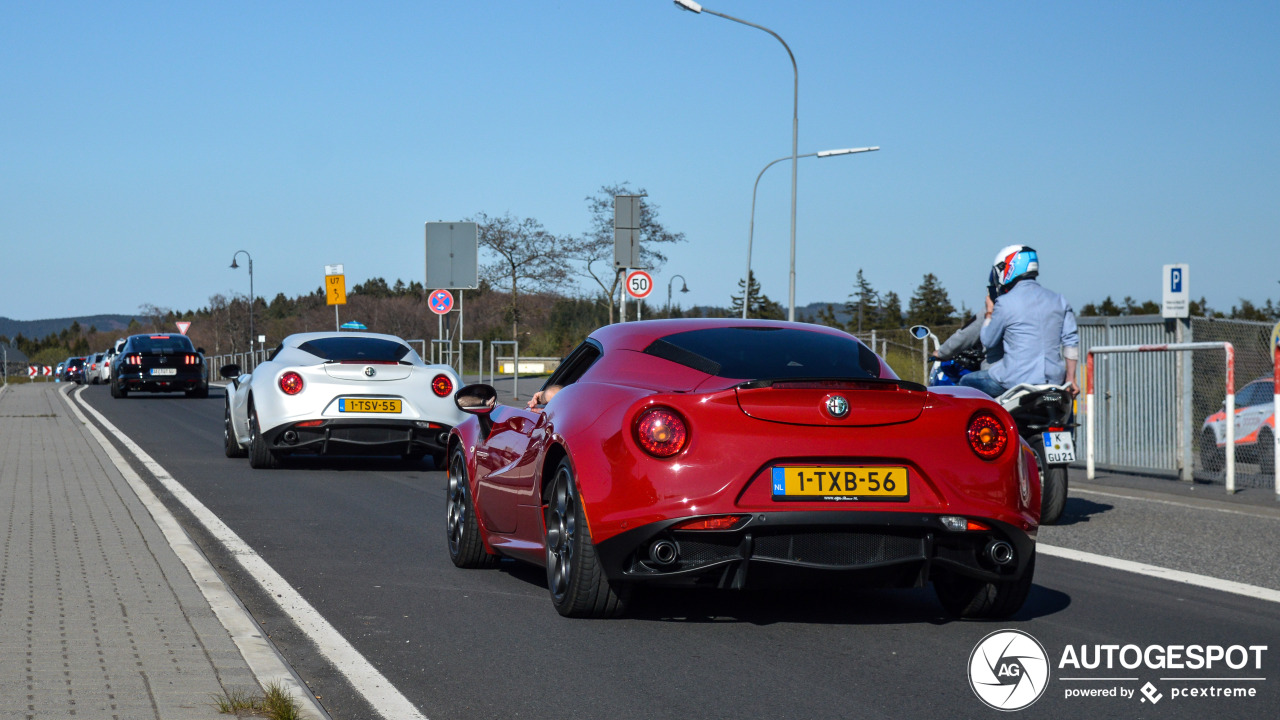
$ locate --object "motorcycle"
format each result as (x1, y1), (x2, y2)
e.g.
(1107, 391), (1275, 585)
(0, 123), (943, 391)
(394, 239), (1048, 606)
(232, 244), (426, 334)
(911, 325), (1075, 525)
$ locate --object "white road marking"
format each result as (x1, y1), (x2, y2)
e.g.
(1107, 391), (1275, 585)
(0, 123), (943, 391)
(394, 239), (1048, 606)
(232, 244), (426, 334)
(1072, 487), (1280, 520)
(69, 387), (428, 720)
(61, 386), (329, 718)
(1038, 543), (1280, 604)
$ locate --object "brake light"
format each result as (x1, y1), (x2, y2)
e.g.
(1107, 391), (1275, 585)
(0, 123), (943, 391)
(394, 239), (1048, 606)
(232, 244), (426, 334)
(634, 407), (688, 458)
(670, 515), (745, 531)
(279, 371), (304, 395)
(126, 354), (142, 365)
(295, 420), (324, 427)
(431, 374), (453, 397)
(183, 354), (200, 365)
(967, 413), (1008, 459)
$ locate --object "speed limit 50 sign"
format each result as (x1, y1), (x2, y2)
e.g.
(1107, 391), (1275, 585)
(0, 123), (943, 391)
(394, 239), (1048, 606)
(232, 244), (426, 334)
(625, 270), (654, 299)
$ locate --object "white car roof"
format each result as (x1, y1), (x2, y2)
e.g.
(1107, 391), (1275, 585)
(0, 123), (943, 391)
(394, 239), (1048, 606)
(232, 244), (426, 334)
(282, 331), (411, 347)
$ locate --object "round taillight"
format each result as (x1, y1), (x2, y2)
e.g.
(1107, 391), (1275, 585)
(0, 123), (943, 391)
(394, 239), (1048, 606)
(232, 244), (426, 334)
(634, 407), (688, 458)
(431, 374), (453, 397)
(967, 413), (1008, 459)
(279, 371), (304, 395)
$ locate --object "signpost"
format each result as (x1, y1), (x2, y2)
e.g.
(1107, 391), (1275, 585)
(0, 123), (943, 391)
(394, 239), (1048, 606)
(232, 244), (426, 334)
(1162, 264), (1189, 319)
(429, 289), (454, 315)
(1163, 263), (1192, 479)
(614, 195), (646, 323)
(176, 321), (192, 335)
(326, 264), (347, 331)
(425, 223), (479, 371)
(29, 366), (37, 379)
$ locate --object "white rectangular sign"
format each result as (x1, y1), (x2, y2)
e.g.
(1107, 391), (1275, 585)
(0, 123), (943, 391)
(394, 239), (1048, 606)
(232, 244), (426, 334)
(325, 264), (344, 276)
(1162, 263), (1189, 318)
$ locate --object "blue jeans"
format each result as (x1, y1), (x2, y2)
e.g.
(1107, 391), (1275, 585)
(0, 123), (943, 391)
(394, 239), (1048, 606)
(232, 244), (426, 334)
(959, 369), (1007, 398)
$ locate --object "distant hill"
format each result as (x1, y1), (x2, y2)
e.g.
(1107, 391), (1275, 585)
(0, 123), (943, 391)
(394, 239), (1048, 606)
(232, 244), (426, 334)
(0, 314), (139, 341)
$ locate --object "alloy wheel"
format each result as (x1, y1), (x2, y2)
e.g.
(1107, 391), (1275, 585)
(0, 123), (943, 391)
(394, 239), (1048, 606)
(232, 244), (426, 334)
(545, 467), (576, 603)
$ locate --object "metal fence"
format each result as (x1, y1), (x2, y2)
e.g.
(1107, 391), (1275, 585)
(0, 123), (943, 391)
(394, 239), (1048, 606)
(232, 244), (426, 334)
(1078, 315), (1276, 491)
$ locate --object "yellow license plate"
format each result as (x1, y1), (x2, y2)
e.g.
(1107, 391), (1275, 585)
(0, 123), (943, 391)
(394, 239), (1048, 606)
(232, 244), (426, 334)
(339, 398), (402, 414)
(771, 466), (909, 500)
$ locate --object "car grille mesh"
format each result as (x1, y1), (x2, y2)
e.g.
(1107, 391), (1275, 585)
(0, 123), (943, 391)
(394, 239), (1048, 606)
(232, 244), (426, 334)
(753, 532), (924, 567)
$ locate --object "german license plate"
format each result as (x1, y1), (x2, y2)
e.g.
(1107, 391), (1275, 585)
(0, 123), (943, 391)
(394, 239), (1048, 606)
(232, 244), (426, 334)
(771, 466), (909, 501)
(150, 368), (177, 376)
(1043, 432), (1076, 463)
(339, 398), (401, 413)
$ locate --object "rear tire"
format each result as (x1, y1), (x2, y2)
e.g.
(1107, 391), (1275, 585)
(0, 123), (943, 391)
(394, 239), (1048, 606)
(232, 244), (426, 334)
(1258, 428), (1275, 477)
(1033, 444), (1067, 525)
(247, 403), (281, 469)
(110, 380), (127, 399)
(934, 553), (1036, 619)
(1200, 429), (1224, 473)
(224, 402), (248, 459)
(544, 459), (628, 618)
(445, 447), (498, 569)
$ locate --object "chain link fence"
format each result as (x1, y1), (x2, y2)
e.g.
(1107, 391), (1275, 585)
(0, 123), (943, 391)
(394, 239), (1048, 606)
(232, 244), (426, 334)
(1189, 318), (1276, 488)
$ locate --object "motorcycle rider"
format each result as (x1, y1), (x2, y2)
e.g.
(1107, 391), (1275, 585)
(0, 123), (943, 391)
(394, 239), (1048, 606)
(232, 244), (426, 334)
(958, 245), (1080, 398)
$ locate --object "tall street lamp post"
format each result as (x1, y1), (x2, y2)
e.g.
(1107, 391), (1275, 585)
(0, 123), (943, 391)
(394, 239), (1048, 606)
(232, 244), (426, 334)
(675, 0), (801, 319)
(230, 250), (254, 353)
(667, 274), (689, 316)
(742, 147), (878, 318)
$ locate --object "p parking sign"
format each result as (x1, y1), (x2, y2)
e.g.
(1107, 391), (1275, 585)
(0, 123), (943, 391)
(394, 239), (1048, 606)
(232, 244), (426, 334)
(1161, 264), (1189, 319)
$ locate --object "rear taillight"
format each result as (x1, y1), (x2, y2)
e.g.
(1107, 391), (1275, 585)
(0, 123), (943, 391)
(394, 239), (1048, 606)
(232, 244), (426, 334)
(184, 354), (200, 365)
(126, 354), (142, 365)
(431, 374), (453, 397)
(634, 407), (688, 458)
(967, 413), (1008, 459)
(279, 371), (304, 395)
(670, 515), (745, 531)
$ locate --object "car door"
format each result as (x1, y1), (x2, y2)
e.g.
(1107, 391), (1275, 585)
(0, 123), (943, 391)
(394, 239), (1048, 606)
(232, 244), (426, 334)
(475, 407), (548, 534)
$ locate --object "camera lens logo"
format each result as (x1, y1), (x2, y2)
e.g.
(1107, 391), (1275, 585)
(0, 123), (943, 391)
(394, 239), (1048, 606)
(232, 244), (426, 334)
(969, 629), (1050, 711)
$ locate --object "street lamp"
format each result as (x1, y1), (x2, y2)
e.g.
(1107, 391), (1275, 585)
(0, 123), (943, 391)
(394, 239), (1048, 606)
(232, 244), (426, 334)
(230, 250), (254, 352)
(675, 0), (801, 320)
(667, 274), (689, 316)
(742, 147), (879, 318)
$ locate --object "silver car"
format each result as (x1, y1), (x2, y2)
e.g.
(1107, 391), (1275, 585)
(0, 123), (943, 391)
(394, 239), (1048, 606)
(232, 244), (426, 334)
(221, 332), (466, 469)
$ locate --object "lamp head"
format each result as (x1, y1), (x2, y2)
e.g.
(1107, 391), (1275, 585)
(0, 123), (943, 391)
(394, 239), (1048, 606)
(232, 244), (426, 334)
(673, 0), (703, 13)
(680, 283), (689, 293)
(230, 258), (239, 269)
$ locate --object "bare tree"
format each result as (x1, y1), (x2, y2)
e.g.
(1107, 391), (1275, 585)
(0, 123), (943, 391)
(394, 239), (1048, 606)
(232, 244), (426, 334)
(138, 304), (174, 333)
(567, 183), (686, 323)
(473, 212), (572, 342)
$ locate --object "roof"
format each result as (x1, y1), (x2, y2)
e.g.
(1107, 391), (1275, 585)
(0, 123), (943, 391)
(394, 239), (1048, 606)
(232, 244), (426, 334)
(587, 318), (856, 352)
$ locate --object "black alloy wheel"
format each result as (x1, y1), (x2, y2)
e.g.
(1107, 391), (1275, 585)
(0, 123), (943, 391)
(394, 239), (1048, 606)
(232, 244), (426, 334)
(1200, 429), (1225, 473)
(544, 458), (627, 618)
(247, 402), (281, 469)
(445, 447), (497, 568)
(224, 401), (248, 458)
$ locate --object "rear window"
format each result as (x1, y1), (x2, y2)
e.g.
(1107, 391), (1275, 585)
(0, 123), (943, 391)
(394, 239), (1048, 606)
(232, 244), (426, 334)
(68, 358), (85, 368)
(296, 337), (411, 363)
(644, 327), (881, 381)
(130, 335), (195, 352)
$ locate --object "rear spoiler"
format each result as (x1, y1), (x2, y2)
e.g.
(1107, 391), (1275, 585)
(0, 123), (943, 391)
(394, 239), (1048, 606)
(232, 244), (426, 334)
(737, 377), (927, 392)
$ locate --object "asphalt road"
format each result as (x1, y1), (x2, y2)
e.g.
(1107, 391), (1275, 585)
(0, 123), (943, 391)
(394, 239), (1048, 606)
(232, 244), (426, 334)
(79, 384), (1280, 720)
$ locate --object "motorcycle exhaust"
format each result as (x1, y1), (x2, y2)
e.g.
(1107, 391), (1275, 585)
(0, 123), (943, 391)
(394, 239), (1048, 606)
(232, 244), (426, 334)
(985, 540), (1015, 566)
(648, 539), (679, 567)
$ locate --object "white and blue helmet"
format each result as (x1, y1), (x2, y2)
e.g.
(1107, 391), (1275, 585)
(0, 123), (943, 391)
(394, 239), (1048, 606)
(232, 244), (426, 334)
(989, 245), (1039, 295)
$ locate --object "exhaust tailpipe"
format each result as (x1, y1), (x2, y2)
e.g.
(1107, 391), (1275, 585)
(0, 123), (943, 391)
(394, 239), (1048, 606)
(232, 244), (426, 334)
(648, 539), (679, 567)
(283, 430), (299, 445)
(985, 540), (1015, 566)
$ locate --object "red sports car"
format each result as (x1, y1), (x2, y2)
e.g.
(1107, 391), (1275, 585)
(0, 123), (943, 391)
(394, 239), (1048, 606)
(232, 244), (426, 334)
(446, 319), (1040, 618)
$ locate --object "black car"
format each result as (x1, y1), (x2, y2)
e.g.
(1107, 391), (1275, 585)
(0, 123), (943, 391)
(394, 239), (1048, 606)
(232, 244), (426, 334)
(111, 334), (208, 398)
(63, 356), (87, 384)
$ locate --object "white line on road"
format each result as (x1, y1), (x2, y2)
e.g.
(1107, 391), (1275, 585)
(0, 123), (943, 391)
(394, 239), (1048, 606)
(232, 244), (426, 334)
(70, 387), (428, 720)
(1038, 543), (1280, 604)
(1072, 487), (1280, 520)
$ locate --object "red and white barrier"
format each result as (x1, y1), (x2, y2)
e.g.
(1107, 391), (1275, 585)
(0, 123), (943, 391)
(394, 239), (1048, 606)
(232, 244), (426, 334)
(1087, 342), (1237, 493)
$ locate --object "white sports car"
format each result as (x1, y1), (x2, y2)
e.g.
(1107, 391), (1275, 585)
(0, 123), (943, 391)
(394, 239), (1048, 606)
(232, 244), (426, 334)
(221, 332), (467, 469)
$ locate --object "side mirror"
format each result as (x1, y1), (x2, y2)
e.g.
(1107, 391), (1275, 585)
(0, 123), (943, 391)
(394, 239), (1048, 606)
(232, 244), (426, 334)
(909, 325), (932, 340)
(219, 364), (241, 380)
(196, 347), (205, 355)
(455, 383), (498, 415)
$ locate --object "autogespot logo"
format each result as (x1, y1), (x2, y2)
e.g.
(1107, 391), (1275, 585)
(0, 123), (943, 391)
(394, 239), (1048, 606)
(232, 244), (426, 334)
(969, 629), (1051, 711)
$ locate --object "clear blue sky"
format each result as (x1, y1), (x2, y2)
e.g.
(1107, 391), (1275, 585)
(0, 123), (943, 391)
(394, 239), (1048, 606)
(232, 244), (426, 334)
(2, 1), (1277, 322)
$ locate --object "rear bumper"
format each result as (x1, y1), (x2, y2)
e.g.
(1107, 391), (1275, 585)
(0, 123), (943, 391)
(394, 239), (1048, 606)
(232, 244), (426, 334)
(117, 370), (206, 392)
(593, 511), (1035, 590)
(264, 418), (453, 456)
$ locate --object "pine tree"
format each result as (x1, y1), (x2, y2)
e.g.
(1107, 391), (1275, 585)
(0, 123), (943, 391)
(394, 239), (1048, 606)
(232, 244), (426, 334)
(907, 273), (956, 327)
(878, 291), (903, 330)
(843, 269), (879, 333)
(730, 271), (785, 319)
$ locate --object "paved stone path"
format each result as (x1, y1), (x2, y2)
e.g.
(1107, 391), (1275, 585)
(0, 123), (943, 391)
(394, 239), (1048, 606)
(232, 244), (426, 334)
(0, 384), (259, 719)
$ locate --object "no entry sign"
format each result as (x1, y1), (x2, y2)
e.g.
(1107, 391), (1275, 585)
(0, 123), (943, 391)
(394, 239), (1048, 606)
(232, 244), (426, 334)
(429, 289), (454, 315)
